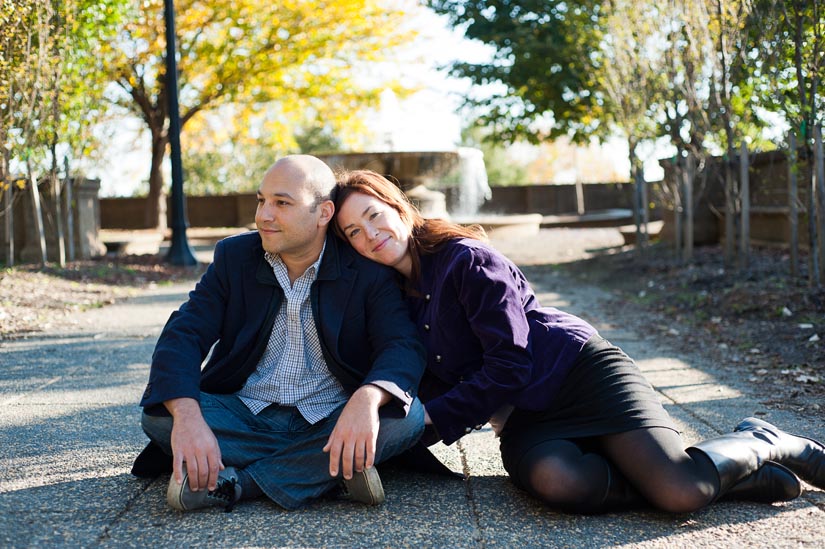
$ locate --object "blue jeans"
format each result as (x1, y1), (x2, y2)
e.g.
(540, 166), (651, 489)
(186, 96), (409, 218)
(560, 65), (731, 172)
(141, 392), (424, 509)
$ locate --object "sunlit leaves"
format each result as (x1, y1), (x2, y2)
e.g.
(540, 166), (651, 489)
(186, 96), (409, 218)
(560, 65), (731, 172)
(104, 0), (417, 215)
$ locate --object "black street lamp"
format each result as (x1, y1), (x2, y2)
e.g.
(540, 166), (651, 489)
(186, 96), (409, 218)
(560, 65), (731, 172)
(163, 0), (197, 266)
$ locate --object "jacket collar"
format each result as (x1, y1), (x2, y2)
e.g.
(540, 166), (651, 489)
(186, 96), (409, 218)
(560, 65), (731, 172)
(255, 232), (343, 286)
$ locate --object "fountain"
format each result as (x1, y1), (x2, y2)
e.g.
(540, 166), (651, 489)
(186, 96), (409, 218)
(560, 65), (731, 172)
(317, 149), (542, 238)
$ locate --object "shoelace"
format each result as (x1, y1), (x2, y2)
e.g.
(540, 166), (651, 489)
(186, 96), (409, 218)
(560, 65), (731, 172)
(208, 478), (238, 513)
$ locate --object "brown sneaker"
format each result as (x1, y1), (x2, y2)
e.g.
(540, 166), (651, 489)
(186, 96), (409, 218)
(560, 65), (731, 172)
(339, 467), (385, 505)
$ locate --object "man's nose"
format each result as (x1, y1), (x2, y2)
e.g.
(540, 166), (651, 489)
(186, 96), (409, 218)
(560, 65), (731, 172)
(258, 203), (275, 221)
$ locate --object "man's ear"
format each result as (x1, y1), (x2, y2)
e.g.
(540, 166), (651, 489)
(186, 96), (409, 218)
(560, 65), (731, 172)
(318, 200), (334, 227)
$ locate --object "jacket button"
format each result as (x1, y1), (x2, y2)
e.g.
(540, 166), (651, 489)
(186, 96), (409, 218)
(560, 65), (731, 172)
(424, 324), (430, 331)
(459, 376), (464, 382)
(425, 294), (431, 301)
(435, 355), (442, 363)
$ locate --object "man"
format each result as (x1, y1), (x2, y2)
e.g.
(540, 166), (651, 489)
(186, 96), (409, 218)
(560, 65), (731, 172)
(132, 155), (426, 512)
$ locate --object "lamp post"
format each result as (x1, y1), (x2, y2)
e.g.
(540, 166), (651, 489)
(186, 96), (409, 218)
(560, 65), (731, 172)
(163, 0), (197, 266)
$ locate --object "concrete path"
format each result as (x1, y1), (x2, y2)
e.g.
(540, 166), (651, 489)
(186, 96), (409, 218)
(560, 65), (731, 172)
(1, 229), (823, 548)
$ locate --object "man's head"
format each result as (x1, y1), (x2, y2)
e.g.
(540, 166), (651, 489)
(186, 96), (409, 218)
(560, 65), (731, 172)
(255, 155), (336, 262)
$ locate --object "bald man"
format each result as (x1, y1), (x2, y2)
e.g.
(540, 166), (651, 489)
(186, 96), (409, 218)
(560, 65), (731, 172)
(135, 155), (426, 512)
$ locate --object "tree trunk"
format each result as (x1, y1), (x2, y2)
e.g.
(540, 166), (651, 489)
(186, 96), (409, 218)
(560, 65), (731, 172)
(739, 143), (750, 270)
(146, 131), (168, 231)
(2, 149), (12, 267)
(724, 155), (736, 265)
(816, 125), (825, 283)
(683, 153), (694, 263)
(628, 138), (644, 253)
(26, 159), (47, 266)
(788, 133), (799, 278)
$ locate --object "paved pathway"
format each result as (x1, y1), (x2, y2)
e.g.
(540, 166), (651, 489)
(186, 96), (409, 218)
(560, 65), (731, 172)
(1, 228), (823, 548)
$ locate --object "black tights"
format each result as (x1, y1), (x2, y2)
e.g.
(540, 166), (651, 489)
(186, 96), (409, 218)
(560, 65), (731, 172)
(513, 427), (719, 513)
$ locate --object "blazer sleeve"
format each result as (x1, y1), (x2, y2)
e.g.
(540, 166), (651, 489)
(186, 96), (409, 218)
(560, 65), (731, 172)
(425, 247), (534, 445)
(140, 240), (230, 409)
(360, 265), (426, 412)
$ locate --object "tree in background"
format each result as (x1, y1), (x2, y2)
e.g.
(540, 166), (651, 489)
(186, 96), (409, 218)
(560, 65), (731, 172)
(106, 0), (418, 229)
(751, 0), (824, 142)
(428, 0), (611, 144)
(1, 0), (125, 202)
(180, 118), (343, 196)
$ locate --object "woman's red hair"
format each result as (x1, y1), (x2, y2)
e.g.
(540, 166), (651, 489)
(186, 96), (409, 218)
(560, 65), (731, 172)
(333, 169), (486, 286)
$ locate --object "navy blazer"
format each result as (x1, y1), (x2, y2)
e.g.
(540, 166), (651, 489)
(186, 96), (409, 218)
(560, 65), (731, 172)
(140, 231), (425, 415)
(408, 238), (597, 445)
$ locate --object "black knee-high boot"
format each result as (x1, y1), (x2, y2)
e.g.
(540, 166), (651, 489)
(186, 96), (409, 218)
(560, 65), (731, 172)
(596, 460), (800, 513)
(720, 461), (801, 502)
(687, 426), (808, 503)
(734, 417), (825, 489)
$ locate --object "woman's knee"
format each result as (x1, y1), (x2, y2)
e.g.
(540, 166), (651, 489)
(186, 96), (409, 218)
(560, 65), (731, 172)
(643, 478), (714, 513)
(516, 443), (606, 505)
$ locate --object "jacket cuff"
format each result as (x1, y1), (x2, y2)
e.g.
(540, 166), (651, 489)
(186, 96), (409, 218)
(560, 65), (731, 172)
(368, 380), (412, 415)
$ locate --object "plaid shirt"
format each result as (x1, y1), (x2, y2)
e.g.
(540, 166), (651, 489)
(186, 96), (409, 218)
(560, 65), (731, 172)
(237, 244), (347, 423)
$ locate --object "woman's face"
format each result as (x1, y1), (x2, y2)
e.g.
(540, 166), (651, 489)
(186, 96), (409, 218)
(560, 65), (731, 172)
(337, 191), (412, 276)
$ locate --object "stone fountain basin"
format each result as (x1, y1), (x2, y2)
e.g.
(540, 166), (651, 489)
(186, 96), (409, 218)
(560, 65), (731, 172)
(450, 213), (543, 239)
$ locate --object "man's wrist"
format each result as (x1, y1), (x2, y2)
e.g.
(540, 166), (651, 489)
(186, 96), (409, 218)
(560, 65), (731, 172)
(356, 384), (391, 407)
(164, 397), (201, 419)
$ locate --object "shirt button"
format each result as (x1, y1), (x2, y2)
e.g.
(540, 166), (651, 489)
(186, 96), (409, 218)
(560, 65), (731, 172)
(475, 424), (484, 430)
(424, 324), (430, 331)
(435, 355), (442, 363)
(465, 427), (472, 434)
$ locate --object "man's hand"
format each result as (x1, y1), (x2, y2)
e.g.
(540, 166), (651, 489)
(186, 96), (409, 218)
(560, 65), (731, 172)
(323, 385), (390, 479)
(165, 397), (224, 492)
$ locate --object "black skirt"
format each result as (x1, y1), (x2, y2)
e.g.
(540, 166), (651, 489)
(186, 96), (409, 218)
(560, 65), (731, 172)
(499, 334), (678, 476)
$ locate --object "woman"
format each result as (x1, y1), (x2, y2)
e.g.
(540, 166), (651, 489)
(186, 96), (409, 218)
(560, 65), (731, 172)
(333, 169), (824, 514)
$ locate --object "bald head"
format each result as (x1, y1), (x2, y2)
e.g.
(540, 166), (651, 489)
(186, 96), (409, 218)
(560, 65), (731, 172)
(265, 155), (336, 205)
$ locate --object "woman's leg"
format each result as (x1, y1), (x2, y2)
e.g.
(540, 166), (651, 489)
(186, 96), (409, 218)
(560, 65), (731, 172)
(600, 427), (717, 513)
(508, 427), (802, 514)
(508, 438), (645, 514)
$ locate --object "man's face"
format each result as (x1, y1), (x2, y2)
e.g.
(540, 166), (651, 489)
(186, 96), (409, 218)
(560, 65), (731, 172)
(254, 166), (330, 258)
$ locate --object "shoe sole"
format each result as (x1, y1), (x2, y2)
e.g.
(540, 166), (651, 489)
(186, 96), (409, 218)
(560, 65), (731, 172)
(345, 467), (385, 506)
(166, 474), (187, 511)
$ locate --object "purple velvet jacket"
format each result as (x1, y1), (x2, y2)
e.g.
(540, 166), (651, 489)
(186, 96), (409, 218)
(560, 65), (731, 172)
(408, 238), (597, 445)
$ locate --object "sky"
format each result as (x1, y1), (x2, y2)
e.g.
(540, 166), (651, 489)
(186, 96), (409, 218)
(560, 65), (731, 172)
(91, 7), (657, 197)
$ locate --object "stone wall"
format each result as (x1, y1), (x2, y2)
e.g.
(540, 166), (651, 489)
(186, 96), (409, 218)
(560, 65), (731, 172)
(1, 178), (105, 265)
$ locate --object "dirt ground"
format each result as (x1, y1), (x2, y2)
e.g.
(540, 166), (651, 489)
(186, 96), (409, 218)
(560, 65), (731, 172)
(0, 254), (207, 338)
(1, 227), (822, 421)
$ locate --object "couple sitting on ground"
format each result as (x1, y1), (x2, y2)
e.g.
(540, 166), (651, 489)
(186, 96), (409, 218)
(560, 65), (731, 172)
(132, 154), (825, 514)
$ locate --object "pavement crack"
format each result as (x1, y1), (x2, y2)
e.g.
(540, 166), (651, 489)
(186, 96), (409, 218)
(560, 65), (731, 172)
(457, 440), (486, 548)
(95, 477), (157, 546)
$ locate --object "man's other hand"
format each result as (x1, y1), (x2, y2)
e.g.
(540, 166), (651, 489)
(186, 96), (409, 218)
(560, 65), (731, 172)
(323, 385), (390, 479)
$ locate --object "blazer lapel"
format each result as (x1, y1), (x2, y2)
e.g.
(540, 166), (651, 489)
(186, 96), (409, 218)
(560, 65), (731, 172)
(313, 235), (356, 371)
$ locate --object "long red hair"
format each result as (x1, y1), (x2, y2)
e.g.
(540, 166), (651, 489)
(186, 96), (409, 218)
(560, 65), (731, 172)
(333, 169), (487, 285)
